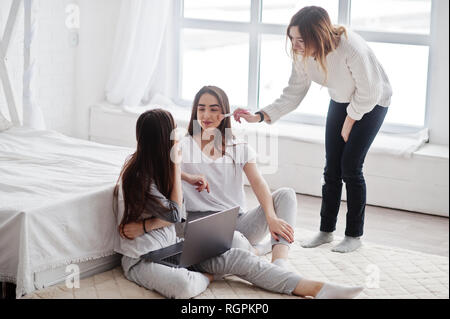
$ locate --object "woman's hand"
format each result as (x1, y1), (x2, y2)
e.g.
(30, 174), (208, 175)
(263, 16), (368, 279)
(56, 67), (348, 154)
(233, 108), (260, 124)
(267, 216), (295, 243)
(185, 173), (210, 193)
(341, 115), (356, 142)
(119, 221), (145, 240)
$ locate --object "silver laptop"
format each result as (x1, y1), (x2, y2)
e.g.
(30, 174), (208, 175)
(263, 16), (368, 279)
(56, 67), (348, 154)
(140, 206), (239, 268)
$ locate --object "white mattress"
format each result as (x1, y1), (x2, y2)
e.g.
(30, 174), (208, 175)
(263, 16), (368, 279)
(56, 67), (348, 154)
(0, 127), (132, 298)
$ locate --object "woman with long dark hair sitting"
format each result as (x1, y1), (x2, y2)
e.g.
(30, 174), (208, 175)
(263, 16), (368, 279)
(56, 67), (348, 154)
(113, 108), (363, 299)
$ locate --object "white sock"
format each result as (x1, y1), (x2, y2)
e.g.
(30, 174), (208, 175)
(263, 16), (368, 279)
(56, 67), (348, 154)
(301, 231), (334, 248)
(331, 236), (362, 253)
(272, 258), (289, 269)
(254, 238), (272, 256)
(316, 283), (364, 299)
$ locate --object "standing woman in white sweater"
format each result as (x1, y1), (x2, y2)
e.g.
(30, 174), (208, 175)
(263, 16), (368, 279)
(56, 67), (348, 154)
(234, 6), (392, 253)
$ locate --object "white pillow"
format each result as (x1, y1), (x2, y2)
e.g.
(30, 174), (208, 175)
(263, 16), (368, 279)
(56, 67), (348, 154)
(0, 112), (13, 131)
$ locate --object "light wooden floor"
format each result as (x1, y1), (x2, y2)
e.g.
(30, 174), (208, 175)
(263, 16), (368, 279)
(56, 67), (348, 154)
(244, 186), (449, 257)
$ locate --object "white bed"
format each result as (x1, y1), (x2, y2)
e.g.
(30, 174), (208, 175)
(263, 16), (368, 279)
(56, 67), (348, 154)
(0, 0), (135, 298)
(0, 126), (132, 298)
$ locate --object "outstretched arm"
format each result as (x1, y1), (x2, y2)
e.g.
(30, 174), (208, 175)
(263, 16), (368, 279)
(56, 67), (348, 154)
(234, 62), (310, 125)
(182, 171), (210, 193)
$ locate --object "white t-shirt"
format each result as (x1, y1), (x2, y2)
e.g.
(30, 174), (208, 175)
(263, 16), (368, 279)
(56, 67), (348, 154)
(180, 135), (257, 215)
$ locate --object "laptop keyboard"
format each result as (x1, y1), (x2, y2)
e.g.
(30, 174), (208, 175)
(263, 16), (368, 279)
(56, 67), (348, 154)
(162, 253), (181, 265)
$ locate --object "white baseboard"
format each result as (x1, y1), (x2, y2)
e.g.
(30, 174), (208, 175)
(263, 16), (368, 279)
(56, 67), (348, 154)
(89, 104), (449, 217)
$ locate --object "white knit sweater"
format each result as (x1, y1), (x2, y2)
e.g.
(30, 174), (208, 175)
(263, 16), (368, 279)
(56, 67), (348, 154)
(261, 29), (392, 122)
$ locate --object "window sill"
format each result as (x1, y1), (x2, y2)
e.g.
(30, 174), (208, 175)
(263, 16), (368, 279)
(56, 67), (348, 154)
(89, 102), (449, 216)
(90, 102), (447, 160)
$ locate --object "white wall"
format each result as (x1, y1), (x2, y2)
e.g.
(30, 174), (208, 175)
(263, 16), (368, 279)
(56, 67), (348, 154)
(73, 0), (121, 139)
(0, 0), (121, 139)
(426, 0), (449, 146)
(0, 0), (76, 135)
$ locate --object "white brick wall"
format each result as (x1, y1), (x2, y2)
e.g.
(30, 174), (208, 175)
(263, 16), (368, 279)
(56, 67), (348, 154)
(0, 0), (76, 136)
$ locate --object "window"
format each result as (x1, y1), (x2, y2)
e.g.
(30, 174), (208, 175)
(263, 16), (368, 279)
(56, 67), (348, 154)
(174, 0), (434, 131)
(181, 29), (249, 106)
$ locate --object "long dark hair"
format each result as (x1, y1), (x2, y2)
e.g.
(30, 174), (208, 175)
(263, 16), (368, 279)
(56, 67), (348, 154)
(113, 108), (176, 226)
(287, 6), (347, 82)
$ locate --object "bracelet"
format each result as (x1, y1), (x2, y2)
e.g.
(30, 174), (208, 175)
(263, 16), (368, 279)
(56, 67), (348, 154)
(143, 218), (149, 234)
(255, 111), (264, 123)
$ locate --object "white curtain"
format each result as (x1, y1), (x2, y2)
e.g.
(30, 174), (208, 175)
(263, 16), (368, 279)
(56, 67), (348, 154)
(0, 0), (45, 129)
(105, 0), (173, 107)
(23, 0), (45, 129)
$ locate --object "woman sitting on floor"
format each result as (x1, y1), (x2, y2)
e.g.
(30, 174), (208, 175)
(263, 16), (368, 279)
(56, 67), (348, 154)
(114, 108), (363, 299)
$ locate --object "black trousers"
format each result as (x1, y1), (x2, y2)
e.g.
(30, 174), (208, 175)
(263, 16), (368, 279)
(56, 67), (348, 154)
(319, 100), (388, 237)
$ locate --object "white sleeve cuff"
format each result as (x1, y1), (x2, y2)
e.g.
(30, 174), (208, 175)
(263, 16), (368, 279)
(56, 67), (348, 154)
(346, 105), (363, 121)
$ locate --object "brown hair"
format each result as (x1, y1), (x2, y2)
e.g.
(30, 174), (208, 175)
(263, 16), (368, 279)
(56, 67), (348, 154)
(187, 85), (233, 156)
(113, 109), (176, 227)
(287, 6), (347, 83)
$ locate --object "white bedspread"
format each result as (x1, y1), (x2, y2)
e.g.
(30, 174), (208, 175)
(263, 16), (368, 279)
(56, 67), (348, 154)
(0, 127), (133, 298)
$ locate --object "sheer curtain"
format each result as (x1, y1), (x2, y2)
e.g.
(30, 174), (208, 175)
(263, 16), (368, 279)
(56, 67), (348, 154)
(1, 0), (45, 129)
(105, 0), (174, 107)
(23, 0), (45, 129)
